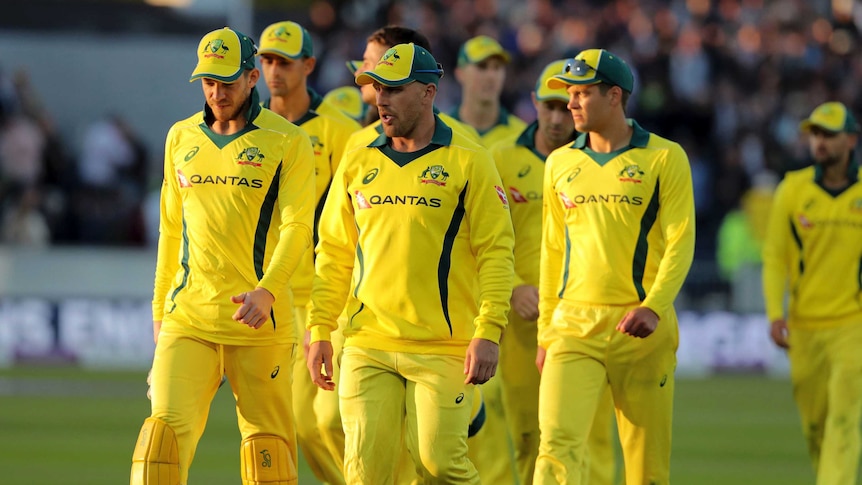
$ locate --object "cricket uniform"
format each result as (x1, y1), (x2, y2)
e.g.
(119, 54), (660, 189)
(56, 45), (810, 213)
(263, 88), (360, 485)
(492, 122), (617, 485)
(310, 115), (515, 484)
(150, 89), (315, 484)
(449, 105), (527, 149)
(449, 104), (526, 485)
(762, 161), (862, 485)
(536, 120), (695, 485)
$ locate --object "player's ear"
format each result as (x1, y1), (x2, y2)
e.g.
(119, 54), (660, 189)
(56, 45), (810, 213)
(247, 68), (260, 87)
(303, 56), (317, 75)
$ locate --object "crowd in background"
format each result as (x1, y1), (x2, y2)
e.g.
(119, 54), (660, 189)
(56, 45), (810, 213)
(0, 0), (859, 309)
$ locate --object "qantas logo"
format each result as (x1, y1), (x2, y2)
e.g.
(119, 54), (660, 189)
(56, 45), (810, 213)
(355, 190), (372, 209)
(509, 187), (528, 203)
(561, 193), (644, 206)
(177, 169), (192, 188)
(179, 173), (264, 189)
(355, 193), (443, 208)
(495, 185), (509, 209)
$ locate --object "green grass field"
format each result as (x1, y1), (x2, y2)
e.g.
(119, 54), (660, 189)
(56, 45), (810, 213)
(0, 367), (844, 484)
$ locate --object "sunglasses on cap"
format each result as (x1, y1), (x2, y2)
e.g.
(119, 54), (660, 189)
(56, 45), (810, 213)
(563, 58), (594, 77)
(414, 63), (445, 76)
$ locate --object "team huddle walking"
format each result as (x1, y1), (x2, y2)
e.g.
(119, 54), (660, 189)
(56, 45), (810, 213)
(129, 16), (861, 485)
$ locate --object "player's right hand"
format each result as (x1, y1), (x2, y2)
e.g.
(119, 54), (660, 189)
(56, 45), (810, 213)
(307, 340), (335, 391)
(146, 368), (152, 400)
(535, 346), (546, 374)
(770, 319), (789, 349)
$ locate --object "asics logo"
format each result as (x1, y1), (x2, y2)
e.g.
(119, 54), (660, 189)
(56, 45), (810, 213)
(455, 393), (465, 404)
(271, 366), (280, 379)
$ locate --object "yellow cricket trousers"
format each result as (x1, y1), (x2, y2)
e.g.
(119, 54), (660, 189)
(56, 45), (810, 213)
(149, 328), (297, 485)
(534, 302), (677, 485)
(787, 319), (862, 485)
(338, 346), (480, 484)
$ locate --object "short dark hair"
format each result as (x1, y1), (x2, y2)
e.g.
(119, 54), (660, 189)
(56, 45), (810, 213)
(597, 82), (630, 114)
(367, 25), (432, 52)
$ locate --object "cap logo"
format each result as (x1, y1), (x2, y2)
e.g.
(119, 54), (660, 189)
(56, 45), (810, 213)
(564, 58), (593, 77)
(379, 48), (401, 67)
(204, 39), (229, 59)
(270, 26), (291, 41)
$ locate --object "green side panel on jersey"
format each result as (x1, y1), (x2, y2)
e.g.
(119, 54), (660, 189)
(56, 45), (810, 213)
(558, 226), (571, 298)
(789, 217), (805, 275)
(168, 216), (191, 313)
(253, 162), (282, 329)
(632, 178), (661, 301)
(353, 232), (365, 298)
(438, 185), (468, 337)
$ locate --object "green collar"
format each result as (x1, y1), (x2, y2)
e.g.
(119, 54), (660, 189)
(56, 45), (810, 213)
(449, 104), (512, 135)
(516, 120), (576, 161)
(368, 114), (453, 148)
(814, 156), (860, 196)
(204, 87), (262, 128)
(308, 87), (324, 111)
(571, 118), (650, 150)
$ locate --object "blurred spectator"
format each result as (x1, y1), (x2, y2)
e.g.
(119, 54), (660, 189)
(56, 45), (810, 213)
(0, 185), (50, 247)
(72, 114), (148, 245)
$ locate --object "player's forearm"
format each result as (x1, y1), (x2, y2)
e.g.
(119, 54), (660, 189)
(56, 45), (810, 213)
(258, 222), (313, 298)
(152, 233), (181, 321)
(641, 220), (695, 314)
(308, 251), (354, 342)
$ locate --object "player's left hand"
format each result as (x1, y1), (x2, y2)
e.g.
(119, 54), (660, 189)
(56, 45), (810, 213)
(464, 338), (499, 385)
(231, 287), (275, 329)
(616, 306), (659, 338)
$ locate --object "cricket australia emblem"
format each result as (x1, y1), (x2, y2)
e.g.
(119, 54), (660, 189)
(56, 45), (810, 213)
(420, 165), (449, 186)
(237, 147), (265, 167)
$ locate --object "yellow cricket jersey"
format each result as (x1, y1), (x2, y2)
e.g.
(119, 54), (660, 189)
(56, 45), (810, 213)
(153, 89), (315, 345)
(309, 115), (515, 356)
(263, 91), (361, 306)
(538, 120), (695, 329)
(449, 105), (527, 148)
(762, 161), (862, 327)
(491, 121), (569, 288)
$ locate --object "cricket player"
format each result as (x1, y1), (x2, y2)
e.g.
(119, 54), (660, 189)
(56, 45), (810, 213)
(451, 35), (527, 149)
(762, 101), (862, 485)
(307, 43), (515, 484)
(257, 20), (360, 485)
(131, 27), (315, 485)
(448, 35), (526, 484)
(345, 26), (480, 146)
(492, 59), (619, 485)
(536, 49), (695, 485)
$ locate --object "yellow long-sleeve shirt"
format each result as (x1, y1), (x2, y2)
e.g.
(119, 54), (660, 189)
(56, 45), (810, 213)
(491, 121), (555, 288)
(309, 115), (515, 356)
(538, 120), (695, 331)
(153, 90), (315, 345)
(762, 162), (862, 326)
(263, 89), (361, 306)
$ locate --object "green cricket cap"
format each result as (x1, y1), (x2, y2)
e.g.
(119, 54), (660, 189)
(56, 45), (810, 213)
(258, 21), (314, 60)
(355, 43), (444, 87)
(190, 27), (258, 83)
(457, 35), (511, 66)
(546, 49), (634, 93)
(535, 59), (570, 102)
(799, 101), (860, 134)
